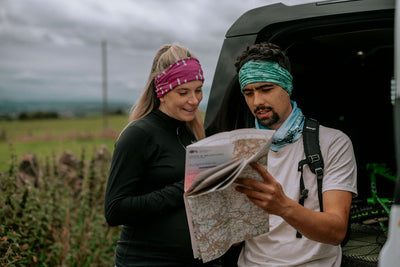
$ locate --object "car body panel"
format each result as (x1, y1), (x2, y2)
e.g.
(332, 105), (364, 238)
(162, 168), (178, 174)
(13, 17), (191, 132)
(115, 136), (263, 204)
(206, 0), (395, 127)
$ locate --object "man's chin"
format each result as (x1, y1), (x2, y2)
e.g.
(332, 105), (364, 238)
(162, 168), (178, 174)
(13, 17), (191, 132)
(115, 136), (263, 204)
(257, 119), (271, 129)
(258, 117), (280, 129)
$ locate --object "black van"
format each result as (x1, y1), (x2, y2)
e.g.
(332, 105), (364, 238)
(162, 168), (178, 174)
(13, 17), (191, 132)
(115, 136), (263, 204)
(204, 0), (397, 265)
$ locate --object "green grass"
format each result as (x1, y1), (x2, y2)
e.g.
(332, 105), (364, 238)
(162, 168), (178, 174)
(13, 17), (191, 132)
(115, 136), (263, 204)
(1, 138), (121, 266)
(0, 114), (129, 265)
(0, 115), (129, 172)
(0, 111), (206, 265)
(0, 115), (129, 139)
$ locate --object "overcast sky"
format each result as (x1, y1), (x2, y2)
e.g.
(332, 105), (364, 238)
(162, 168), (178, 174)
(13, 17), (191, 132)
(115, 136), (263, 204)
(0, 0), (312, 110)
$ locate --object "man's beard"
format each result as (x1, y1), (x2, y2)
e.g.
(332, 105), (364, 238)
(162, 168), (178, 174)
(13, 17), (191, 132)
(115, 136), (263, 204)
(255, 106), (280, 129)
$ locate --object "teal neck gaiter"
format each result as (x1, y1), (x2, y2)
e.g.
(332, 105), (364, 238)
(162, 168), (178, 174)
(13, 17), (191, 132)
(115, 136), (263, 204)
(255, 101), (305, 152)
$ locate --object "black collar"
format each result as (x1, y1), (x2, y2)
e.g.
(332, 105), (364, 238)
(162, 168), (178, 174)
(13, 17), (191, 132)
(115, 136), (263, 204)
(151, 109), (186, 130)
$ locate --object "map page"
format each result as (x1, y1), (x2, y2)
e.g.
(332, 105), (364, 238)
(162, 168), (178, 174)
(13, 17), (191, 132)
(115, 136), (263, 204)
(184, 128), (275, 262)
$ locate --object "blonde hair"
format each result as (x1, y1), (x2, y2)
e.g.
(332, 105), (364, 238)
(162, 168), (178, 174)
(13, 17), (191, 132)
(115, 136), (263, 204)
(126, 44), (205, 140)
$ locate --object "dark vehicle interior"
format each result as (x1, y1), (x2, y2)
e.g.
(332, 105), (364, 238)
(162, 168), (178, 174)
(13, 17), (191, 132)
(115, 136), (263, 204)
(278, 10), (395, 199)
(206, 8), (395, 200)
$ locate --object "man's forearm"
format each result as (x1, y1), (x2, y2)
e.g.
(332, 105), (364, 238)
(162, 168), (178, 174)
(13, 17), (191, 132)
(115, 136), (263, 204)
(279, 190), (352, 245)
(280, 199), (347, 245)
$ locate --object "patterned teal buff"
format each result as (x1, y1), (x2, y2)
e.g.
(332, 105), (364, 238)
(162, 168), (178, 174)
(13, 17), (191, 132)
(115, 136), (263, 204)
(238, 60), (293, 96)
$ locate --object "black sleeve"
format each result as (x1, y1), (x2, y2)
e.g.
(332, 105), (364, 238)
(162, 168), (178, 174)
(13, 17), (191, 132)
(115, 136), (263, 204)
(104, 125), (184, 226)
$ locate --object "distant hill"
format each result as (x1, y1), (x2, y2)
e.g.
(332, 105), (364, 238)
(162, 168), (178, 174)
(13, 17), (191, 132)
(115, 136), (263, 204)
(0, 99), (209, 119)
(0, 100), (132, 118)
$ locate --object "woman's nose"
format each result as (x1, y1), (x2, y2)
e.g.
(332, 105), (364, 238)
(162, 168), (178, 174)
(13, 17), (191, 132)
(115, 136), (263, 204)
(188, 92), (200, 105)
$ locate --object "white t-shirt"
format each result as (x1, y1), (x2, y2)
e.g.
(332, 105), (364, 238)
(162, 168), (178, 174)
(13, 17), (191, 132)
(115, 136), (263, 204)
(238, 126), (358, 267)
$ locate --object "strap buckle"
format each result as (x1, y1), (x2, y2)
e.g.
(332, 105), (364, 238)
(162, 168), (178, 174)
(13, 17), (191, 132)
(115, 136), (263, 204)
(299, 189), (309, 201)
(315, 167), (324, 178)
(308, 154), (320, 163)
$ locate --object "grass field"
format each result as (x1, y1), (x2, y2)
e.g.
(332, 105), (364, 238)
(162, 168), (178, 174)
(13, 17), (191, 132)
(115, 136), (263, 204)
(0, 115), (129, 172)
(1, 111), (216, 265)
(0, 114), (132, 265)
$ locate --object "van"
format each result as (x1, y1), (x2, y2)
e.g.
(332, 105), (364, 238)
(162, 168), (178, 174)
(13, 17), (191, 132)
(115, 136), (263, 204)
(204, 0), (398, 266)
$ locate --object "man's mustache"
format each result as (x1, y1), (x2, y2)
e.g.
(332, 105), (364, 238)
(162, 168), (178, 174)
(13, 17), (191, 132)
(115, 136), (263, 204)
(254, 105), (272, 113)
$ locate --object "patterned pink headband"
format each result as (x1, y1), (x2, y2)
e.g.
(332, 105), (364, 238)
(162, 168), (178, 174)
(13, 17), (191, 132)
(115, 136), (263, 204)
(154, 57), (204, 98)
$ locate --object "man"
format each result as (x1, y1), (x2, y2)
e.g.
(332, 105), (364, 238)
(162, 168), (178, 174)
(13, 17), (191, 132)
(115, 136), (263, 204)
(233, 43), (357, 266)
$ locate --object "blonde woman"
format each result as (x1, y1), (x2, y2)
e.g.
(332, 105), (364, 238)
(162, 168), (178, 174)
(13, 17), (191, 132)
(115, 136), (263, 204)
(104, 44), (216, 266)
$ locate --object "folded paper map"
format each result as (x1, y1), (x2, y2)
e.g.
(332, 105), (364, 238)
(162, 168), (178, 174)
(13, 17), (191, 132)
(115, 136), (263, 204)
(184, 128), (275, 262)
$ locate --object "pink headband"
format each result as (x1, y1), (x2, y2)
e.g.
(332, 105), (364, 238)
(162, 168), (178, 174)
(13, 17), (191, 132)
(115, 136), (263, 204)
(154, 57), (204, 98)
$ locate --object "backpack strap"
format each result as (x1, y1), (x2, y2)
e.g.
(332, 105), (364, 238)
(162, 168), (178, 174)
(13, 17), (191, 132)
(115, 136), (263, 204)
(303, 118), (324, 211)
(296, 118), (324, 238)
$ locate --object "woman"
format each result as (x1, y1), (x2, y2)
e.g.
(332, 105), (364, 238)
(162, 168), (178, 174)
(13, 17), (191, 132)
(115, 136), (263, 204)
(104, 44), (214, 266)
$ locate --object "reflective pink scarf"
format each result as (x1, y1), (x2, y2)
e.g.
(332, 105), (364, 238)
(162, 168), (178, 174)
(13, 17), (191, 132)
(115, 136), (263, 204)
(154, 57), (204, 98)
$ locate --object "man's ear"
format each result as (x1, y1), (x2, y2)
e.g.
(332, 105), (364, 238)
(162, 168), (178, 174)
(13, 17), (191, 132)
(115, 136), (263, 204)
(159, 96), (165, 103)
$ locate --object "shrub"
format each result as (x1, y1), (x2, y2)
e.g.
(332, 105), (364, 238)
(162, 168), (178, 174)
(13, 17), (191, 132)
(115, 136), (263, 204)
(0, 147), (120, 266)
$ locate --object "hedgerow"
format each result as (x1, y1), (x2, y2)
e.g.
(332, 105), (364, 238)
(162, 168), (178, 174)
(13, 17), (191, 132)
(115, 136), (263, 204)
(0, 147), (120, 266)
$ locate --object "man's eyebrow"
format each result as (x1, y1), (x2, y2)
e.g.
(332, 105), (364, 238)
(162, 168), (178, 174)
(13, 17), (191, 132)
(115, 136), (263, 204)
(243, 84), (273, 91)
(255, 84), (273, 90)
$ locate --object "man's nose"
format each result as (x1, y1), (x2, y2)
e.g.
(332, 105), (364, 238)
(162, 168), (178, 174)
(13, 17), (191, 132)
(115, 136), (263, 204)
(252, 91), (265, 106)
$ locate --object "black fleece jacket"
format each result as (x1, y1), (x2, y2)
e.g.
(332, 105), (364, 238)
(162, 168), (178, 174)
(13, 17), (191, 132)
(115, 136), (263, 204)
(104, 109), (200, 265)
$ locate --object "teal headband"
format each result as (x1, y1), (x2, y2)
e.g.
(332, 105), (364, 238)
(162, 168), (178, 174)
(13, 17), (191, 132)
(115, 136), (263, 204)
(238, 60), (293, 96)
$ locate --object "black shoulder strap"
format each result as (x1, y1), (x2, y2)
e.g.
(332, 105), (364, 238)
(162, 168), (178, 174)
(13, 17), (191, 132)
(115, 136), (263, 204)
(296, 118), (324, 238)
(303, 118), (324, 211)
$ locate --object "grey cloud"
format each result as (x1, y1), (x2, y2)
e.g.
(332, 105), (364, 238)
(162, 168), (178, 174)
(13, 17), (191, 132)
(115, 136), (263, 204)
(0, 0), (270, 106)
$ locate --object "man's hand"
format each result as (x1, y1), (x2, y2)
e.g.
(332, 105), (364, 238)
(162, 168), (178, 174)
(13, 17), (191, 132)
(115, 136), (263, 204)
(234, 162), (292, 216)
(235, 162), (353, 245)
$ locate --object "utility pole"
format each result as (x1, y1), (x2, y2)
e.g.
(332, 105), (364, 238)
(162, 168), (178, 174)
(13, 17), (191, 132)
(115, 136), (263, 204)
(102, 40), (108, 130)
